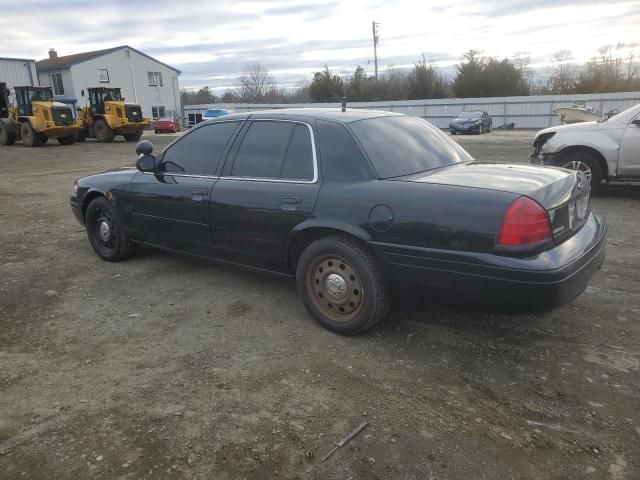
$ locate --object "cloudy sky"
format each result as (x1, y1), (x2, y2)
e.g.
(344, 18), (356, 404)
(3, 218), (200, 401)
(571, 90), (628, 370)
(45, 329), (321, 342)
(2, 0), (639, 92)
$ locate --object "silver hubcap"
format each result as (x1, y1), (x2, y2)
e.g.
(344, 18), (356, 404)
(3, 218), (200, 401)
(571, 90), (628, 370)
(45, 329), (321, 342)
(99, 221), (111, 242)
(561, 160), (592, 183)
(326, 273), (347, 299)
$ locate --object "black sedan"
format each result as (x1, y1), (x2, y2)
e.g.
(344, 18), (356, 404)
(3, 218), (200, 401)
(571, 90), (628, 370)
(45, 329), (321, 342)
(70, 109), (606, 335)
(450, 110), (492, 134)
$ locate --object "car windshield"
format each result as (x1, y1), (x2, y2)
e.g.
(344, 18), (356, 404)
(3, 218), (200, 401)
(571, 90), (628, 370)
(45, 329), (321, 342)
(458, 111), (481, 119)
(350, 116), (473, 179)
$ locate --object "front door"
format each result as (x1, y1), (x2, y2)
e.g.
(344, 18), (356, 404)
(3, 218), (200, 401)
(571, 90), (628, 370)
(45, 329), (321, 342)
(210, 119), (320, 271)
(618, 114), (640, 178)
(126, 120), (243, 255)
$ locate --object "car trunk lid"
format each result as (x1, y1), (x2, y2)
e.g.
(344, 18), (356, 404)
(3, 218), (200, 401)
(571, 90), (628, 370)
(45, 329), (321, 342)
(393, 162), (591, 242)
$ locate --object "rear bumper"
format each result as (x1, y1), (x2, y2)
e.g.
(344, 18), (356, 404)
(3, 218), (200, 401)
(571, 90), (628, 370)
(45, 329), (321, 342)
(372, 212), (607, 310)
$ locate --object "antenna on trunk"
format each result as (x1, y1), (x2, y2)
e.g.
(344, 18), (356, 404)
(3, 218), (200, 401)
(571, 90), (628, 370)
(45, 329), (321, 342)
(341, 97), (347, 112)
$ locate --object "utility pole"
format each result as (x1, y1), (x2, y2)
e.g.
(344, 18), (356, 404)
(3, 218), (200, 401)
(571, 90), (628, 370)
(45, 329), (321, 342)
(372, 21), (379, 80)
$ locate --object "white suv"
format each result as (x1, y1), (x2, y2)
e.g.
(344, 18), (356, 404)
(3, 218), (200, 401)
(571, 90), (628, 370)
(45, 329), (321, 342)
(531, 103), (640, 191)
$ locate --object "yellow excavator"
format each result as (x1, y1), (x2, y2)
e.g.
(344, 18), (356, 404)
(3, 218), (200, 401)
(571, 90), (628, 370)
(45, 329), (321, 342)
(0, 85), (81, 147)
(76, 87), (150, 142)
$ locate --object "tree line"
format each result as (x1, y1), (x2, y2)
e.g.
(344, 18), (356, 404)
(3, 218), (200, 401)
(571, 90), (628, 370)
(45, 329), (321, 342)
(180, 44), (640, 105)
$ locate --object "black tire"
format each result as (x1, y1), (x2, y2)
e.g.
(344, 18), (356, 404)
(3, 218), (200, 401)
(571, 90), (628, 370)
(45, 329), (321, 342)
(296, 236), (390, 335)
(75, 130), (87, 142)
(0, 122), (16, 145)
(123, 130), (143, 142)
(556, 151), (603, 192)
(57, 135), (75, 145)
(20, 122), (42, 147)
(450, 130), (457, 135)
(154, 130), (159, 134)
(85, 196), (133, 262)
(94, 119), (115, 143)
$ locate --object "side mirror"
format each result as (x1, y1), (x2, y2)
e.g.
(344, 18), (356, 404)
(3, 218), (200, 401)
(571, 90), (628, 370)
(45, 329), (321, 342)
(136, 140), (156, 172)
(136, 154), (156, 172)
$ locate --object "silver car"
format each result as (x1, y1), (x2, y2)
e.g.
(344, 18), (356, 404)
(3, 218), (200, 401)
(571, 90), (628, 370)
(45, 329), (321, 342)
(531, 103), (640, 191)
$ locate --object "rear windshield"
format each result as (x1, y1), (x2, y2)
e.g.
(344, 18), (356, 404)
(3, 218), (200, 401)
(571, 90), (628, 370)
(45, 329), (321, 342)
(349, 116), (473, 178)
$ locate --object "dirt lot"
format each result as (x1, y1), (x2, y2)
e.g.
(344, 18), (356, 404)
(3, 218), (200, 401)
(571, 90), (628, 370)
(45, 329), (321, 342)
(1, 130), (638, 480)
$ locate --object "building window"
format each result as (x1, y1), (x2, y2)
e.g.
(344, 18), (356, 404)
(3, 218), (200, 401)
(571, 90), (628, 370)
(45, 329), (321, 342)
(152, 106), (166, 120)
(98, 69), (109, 83)
(124, 49), (130, 57)
(188, 113), (203, 127)
(50, 72), (64, 95)
(147, 71), (163, 87)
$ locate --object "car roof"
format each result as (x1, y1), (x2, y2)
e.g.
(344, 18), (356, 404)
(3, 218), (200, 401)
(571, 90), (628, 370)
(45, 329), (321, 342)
(218, 108), (403, 124)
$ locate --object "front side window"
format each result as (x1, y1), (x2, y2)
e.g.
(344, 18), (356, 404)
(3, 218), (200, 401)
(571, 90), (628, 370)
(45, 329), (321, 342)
(162, 121), (239, 176)
(98, 69), (109, 83)
(50, 73), (64, 95)
(148, 71), (163, 86)
(349, 116), (473, 178)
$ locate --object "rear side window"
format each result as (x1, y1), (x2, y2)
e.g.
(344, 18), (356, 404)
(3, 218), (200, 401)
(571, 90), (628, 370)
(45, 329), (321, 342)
(281, 124), (314, 180)
(230, 121), (315, 181)
(350, 116), (472, 178)
(162, 121), (238, 175)
(232, 121), (294, 178)
(316, 120), (371, 182)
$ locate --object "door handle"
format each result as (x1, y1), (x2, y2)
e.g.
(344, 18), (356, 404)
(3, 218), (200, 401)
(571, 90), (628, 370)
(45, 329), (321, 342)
(191, 188), (209, 201)
(280, 196), (302, 205)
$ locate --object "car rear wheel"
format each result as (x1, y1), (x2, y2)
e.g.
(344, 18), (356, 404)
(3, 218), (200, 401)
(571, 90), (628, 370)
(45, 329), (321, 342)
(557, 151), (603, 192)
(75, 130), (87, 142)
(85, 197), (133, 261)
(20, 122), (42, 147)
(296, 236), (390, 335)
(94, 119), (115, 143)
(1, 122), (16, 145)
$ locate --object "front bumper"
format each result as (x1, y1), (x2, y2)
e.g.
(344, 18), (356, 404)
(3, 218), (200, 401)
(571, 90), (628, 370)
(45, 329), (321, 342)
(372, 212), (607, 310)
(450, 123), (481, 133)
(70, 197), (84, 226)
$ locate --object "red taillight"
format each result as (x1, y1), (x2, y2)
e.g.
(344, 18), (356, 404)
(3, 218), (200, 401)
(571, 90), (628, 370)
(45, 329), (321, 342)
(497, 196), (551, 246)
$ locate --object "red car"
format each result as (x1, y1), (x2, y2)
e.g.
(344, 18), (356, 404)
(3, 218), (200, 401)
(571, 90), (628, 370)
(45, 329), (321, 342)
(154, 117), (181, 134)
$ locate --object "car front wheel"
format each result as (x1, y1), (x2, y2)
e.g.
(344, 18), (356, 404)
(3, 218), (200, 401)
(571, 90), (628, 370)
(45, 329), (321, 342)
(557, 151), (603, 192)
(296, 236), (390, 335)
(85, 197), (133, 261)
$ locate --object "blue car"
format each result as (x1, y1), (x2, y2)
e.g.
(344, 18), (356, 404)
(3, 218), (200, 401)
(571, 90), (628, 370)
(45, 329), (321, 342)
(203, 108), (229, 119)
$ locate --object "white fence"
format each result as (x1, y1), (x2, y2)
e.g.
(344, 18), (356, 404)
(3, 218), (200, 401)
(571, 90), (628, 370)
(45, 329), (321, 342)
(183, 91), (640, 130)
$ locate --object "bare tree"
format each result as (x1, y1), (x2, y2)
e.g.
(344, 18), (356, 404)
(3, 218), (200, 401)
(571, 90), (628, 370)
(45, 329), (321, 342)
(238, 63), (275, 101)
(548, 50), (577, 94)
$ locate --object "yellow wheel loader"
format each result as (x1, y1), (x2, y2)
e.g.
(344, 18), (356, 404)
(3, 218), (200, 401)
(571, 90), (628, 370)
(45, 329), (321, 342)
(76, 88), (150, 143)
(0, 85), (81, 147)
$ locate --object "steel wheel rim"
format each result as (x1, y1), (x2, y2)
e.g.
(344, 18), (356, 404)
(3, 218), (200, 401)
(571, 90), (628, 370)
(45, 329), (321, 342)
(93, 207), (116, 250)
(561, 160), (592, 184)
(307, 255), (363, 322)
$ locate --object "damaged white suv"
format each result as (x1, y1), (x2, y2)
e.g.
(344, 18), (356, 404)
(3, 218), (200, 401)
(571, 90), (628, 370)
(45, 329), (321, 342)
(530, 103), (640, 191)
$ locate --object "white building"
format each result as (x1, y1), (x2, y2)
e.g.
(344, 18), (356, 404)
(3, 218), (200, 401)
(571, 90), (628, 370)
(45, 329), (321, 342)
(0, 56), (38, 90)
(35, 45), (181, 120)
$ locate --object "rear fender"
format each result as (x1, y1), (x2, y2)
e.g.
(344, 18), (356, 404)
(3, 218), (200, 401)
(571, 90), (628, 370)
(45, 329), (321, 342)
(285, 219), (372, 270)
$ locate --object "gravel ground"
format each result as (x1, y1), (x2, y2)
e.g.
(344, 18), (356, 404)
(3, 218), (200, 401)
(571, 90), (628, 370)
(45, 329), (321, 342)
(0, 129), (638, 480)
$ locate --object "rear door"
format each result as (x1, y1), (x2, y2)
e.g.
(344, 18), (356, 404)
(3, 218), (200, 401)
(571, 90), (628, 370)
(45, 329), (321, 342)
(210, 119), (320, 270)
(618, 112), (640, 178)
(127, 120), (243, 255)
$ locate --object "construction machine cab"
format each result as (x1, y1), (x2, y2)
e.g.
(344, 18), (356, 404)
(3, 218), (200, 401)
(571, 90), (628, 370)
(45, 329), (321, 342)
(88, 87), (123, 115)
(14, 86), (53, 116)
